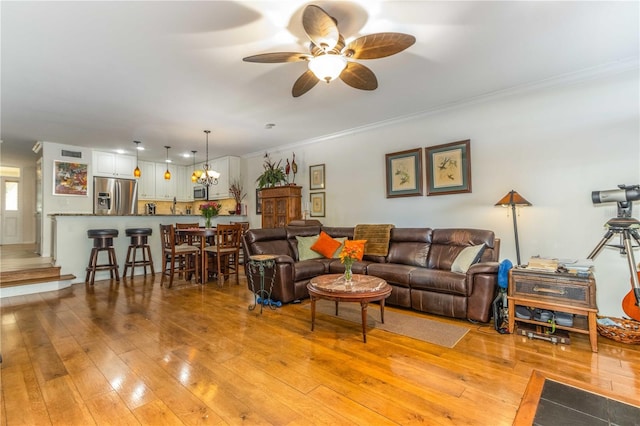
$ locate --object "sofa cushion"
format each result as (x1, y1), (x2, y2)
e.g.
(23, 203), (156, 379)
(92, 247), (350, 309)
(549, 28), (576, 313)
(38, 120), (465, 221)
(311, 231), (342, 258)
(354, 224), (394, 256)
(386, 228), (432, 267)
(367, 263), (416, 288)
(428, 228), (495, 270)
(451, 244), (485, 273)
(410, 268), (469, 296)
(295, 234), (322, 260)
(293, 259), (328, 281)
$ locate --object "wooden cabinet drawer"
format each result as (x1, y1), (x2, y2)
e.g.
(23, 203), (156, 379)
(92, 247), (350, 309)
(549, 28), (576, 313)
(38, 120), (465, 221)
(509, 269), (596, 309)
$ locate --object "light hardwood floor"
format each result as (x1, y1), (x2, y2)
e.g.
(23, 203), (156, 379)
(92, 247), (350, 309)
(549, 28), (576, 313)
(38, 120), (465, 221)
(1, 272), (639, 425)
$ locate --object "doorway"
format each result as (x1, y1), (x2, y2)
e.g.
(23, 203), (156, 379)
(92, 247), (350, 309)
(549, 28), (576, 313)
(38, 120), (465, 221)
(1, 176), (23, 245)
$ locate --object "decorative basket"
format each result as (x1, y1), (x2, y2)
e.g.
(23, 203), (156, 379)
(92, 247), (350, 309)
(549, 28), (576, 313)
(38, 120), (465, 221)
(597, 316), (640, 344)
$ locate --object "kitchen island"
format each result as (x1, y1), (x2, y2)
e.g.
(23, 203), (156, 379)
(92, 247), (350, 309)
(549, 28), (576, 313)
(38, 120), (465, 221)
(51, 214), (249, 287)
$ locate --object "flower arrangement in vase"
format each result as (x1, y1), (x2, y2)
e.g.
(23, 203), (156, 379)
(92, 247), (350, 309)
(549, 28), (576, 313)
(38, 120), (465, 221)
(339, 244), (363, 283)
(199, 201), (221, 228)
(229, 179), (246, 215)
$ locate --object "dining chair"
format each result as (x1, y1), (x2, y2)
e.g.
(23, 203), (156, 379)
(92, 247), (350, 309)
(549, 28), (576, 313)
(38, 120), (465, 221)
(175, 222), (200, 246)
(231, 221), (250, 264)
(159, 224), (200, 288)
(204, 223), (242, 285)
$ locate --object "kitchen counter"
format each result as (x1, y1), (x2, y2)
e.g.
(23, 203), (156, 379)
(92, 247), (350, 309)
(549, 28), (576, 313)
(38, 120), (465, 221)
(50, 214), (249, 287)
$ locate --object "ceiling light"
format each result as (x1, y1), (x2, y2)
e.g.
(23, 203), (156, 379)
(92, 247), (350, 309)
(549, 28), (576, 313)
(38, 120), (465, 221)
(195, 130), (220, 187)
(164, 146), (171, 180)
(133, 141), (141, 178)
(308, 53), (347, 83)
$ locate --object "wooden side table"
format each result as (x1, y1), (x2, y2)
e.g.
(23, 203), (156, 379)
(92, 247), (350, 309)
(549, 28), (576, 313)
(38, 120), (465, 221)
(508, 268), (598, 352)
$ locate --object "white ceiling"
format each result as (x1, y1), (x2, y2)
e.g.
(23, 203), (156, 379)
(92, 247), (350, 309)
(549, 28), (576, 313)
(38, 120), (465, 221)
(2, 1), (638, 166)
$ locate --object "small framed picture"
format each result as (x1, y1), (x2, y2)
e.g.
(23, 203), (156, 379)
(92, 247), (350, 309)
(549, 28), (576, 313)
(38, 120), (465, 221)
(53, 161), (88, 196)
(310, 192), (325, 217)
(256, 188), (262, 214)
(425, 140), (471, 196)
(309, 164), (325, 190)
(385, 148), (423, 198)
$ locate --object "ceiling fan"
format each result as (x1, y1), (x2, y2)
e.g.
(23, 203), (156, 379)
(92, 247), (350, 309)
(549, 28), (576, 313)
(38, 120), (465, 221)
(243, 4), (416, 97)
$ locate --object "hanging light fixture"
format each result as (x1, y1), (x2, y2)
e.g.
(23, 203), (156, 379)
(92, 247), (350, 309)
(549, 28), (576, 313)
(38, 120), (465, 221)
(164, 146), (171, 180)
(195, 130), (220, 187)
(190, 150), (198, 183)
(133, 141), (141, 178)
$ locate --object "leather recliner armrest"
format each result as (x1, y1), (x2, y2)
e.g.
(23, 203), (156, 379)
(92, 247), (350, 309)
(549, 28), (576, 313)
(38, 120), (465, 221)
(466, 261), (499, 276)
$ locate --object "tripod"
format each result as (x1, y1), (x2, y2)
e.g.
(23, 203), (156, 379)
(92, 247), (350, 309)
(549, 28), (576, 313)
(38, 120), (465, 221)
(587, 216), (640, 307)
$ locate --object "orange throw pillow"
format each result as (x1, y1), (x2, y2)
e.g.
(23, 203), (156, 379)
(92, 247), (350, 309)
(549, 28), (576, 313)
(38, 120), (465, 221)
(311, 231), (342, 258)
(343, 239), (367, 261)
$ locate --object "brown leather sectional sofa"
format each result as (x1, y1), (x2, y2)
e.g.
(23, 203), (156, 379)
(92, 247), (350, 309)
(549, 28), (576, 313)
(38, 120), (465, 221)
(242, 225), (501, 323)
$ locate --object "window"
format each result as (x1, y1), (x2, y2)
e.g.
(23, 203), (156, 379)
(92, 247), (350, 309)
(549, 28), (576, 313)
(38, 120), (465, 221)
(5, 181), (18, 211)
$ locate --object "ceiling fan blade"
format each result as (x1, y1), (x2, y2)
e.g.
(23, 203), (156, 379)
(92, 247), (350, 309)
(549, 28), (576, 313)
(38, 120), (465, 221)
(292, 70), (319, 97)
(343, 33), (416, 59)
(339, 62), (378, 91)
(243, 52), (310, 63)
(302, 5), (339, 52)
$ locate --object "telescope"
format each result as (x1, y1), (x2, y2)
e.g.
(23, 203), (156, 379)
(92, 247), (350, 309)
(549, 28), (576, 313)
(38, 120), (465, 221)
(592, 184), (640, 204)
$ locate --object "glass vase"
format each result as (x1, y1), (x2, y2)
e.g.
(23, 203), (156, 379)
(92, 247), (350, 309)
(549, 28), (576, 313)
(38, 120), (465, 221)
(205, 216), (212, 228)
(344, 264), (353, 283)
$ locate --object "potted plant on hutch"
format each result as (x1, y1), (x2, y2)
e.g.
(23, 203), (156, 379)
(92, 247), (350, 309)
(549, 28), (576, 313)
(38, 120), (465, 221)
(256, 153), (301, 227)
(256, 153), (287, 189)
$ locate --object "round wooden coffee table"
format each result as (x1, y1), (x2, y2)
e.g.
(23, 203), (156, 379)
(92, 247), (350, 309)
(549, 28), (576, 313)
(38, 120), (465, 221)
(307, 274), (391, 343)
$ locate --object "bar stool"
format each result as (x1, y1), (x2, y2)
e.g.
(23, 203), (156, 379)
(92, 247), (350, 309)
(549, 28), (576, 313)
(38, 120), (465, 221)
(85, 229), (119, 285)
(123, 228), (155, 278)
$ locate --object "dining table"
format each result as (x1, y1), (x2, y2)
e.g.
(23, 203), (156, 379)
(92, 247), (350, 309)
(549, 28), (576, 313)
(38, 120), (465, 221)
(175, 227), (216, 284)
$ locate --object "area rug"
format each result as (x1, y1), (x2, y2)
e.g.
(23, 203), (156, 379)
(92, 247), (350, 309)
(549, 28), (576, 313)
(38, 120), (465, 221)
(513, 370), (640, 425)
(304, 299), (469, 348)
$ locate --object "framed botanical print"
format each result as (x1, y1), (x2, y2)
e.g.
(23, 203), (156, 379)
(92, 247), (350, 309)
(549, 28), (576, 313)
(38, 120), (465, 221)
(425, 139), (471, 196)
(310, 192), (325, 217)
(309, 164), (325, 190)
(385, 148), (423, 198)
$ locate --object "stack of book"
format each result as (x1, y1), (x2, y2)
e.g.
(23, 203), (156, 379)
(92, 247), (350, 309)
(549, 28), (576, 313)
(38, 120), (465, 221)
(526, 256), (559, 272)
(558, 259), (594, 276)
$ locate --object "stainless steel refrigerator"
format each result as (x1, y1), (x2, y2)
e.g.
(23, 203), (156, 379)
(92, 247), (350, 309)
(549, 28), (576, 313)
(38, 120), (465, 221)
(93, 176), (138, 215)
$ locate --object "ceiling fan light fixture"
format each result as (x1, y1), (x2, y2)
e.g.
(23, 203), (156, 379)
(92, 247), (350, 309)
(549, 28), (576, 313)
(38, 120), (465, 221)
(308, 54), (347, 83)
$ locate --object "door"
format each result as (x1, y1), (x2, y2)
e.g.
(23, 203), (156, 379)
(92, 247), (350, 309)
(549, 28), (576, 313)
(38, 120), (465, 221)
(1, 177), (22, 244)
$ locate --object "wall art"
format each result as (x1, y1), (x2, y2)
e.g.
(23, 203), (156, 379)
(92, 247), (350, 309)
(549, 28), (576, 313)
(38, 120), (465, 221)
(385, 148), (423, 198)
(53, 161), (88, 196)
(425, 139), (471, 196)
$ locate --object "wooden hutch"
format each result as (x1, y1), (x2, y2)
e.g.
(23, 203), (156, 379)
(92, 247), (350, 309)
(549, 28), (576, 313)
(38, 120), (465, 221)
(260, 186), (302, 228)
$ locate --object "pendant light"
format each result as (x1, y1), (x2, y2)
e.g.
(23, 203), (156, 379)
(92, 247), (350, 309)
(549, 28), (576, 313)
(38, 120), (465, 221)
(190, 150), (198, 183)
(133, 141), (141, 178)
(195, 130), (220, 187)
(164, 146), (171, 180)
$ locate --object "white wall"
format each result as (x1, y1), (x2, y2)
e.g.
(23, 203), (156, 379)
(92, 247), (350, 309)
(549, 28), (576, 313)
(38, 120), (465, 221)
(243, 69), (639, 317)
(41, 142), (93, 256)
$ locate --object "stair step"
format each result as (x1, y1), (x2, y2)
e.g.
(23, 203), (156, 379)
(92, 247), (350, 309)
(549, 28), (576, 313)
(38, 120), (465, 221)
(0, 265), (63, 286)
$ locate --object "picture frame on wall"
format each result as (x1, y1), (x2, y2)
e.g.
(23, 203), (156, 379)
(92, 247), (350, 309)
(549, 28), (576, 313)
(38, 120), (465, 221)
(255, 188), (262, 214)
(309, 164), (325, 190)
(53, 161), (88, 196)
(385, 148), (423, 198)
(425, 139), (472, 196)
(309, 192), (325, 217)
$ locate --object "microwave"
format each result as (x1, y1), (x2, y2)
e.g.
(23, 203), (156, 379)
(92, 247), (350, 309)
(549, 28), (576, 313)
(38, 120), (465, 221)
(193, 185), (208, 200)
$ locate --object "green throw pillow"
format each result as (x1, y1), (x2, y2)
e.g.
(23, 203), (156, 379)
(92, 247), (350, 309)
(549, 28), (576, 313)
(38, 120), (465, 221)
(451, 244), (485, 273)
(331, 237), (349, 258)
(296, 234), (323, 260)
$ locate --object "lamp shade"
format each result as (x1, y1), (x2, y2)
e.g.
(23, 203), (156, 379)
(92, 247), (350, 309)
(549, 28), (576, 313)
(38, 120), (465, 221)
(495, 190), (532, 207)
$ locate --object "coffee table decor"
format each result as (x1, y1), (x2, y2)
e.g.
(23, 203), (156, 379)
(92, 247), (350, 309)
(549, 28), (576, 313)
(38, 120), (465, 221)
(308, 273), (391, 342)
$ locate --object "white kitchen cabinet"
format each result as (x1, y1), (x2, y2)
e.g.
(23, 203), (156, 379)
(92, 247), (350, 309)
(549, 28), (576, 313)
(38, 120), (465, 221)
(155, 163), (177, 200)
(207, 156), (240, 200)
(176, 166), (194, 202)
(92, 151), (136, 178)
(137, 161), (156, 200)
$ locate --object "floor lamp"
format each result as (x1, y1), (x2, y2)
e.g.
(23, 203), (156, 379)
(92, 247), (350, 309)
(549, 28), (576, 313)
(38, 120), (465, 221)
(495, 190), (532, 266)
